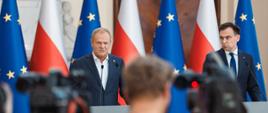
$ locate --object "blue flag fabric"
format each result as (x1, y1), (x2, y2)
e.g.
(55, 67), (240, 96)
(0, 0), (30, 113)
(72, 0), (101, 59)
(153, 0), (189, 113)
(235, 0), (267, 101)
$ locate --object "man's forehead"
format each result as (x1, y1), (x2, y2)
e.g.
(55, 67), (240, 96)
(94, 32), (110, 38)
(220, 29), (235, 35)
(220, 27), (234, 32)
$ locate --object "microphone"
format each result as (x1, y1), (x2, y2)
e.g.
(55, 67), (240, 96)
(100, 65), (104, 87)
(101, 65), (104, 83)
(100, 64), (104, 105)
(100, 65), (104, 88)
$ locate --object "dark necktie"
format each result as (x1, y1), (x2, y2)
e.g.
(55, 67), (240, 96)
(229, 52), (237, 76)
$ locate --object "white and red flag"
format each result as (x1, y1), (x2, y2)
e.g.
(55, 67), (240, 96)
(30, 0), (68, 76)
(112, 0), (145, 105)
(112, 0), (145, 64)
(189, 0), (220, 73)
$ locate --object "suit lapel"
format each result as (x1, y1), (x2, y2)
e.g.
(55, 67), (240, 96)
(218, 49), (228, 66)
(106, 55), (113, 90)
(237, 51), (244, 79)
(88, 54), (102, 86)
(218, 49), (243, 79)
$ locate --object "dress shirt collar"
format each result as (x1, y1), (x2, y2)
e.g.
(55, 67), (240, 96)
(92, 52), (109, 63)
(224, 48), (238, 56)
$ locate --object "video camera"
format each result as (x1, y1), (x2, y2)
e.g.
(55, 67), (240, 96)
(16, 70), (90, 113)
(173, 53), (246, 113)
(173, 71), (205, 89)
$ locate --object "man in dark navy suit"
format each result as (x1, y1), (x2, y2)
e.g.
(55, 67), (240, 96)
(70, 28), (124, 106)
(204, 22), (261, 101)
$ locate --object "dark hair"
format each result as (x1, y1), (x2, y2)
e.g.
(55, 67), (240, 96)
(219, 22), (240, 35)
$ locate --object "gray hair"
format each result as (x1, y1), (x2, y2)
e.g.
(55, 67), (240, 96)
(91, 27), (112, 43)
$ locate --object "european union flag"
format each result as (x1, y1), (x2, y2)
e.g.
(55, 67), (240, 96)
(72, 0), (101, 59)
(0, 0), (30, 113)
(153, 0), (189, 113)
(235, 0), (267, 101)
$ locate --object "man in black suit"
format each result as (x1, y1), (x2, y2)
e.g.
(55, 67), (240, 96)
(204, 22), (261, 101)
(70, 28), (124, 106)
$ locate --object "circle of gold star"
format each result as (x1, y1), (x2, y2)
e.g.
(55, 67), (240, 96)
(240, 13), (247, 22)
(157, 20), (162, 27)
(252, 17), (255, 24)
(20, 66), (28, 74)
(174, 69), (179, 75)
(87, 13), (95, 22)
(166, 13), (174, 22)
(6, 70), (15, 79)
(256, 63), (262, 71)
(78, 19), (83, 26)
(17, 18), (21, 25)
(183, 64), (187, 70)
(3, 13), (12, 22)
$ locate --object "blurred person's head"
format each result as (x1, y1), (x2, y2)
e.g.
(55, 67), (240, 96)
(123, 55), (174, 113)
(219, 22), (240, 52)
(0, 86), (4, 113)
(91, 28), (112, 62)
(0, 83), (12, 113)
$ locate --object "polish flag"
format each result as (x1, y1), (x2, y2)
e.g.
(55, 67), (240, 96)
(112, 0), (145, 105)
(189, 0), (220, 73)
(30, 0), (68, 76)
(112, 0), (145, 64)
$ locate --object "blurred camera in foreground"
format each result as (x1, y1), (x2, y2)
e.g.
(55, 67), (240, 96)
(16, 70), (90, 113)
(173, 53), (247, 113)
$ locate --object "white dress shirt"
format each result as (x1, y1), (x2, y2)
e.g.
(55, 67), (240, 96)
(93, 53), (109, 90)
(224, 48), (239, 76)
